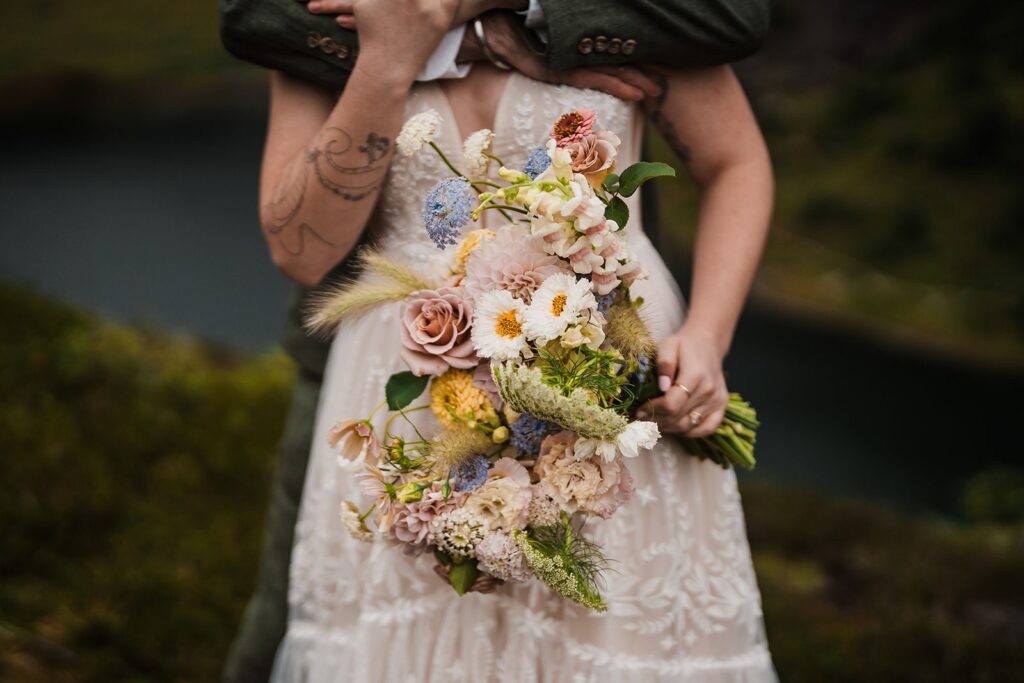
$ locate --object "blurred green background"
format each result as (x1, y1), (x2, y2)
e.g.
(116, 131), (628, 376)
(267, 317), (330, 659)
(2, 1), (1024, 681)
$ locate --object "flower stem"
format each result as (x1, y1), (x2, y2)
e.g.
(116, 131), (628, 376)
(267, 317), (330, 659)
(429, 141), (464, 178)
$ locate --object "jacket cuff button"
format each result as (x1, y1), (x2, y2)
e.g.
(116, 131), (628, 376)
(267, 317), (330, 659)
(594, 35), (608, 53)
(577, 37), (594, 55)
(608, 37), (622, 55)
(622, 39), (637, 55)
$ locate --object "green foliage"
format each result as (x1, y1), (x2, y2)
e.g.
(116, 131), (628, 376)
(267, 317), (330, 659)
(0, 285), (293, 682)
(536, 344), (626, 408)
(615, 161), (675, 197)
(604, 196), (629, 227)
(385, 371), (430, 411)
(447, 559), (479, 597)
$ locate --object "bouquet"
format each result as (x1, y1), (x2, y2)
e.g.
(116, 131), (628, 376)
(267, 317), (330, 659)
(310, 108), (759, 611)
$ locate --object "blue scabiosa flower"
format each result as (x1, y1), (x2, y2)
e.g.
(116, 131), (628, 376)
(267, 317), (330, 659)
(523, 146), (551, 180)
(624, 353), (653, 387)
(595, 292), (616, 315)
(452, 454), (490, 492)
(423, 177), (473, 249)
(510, 413), (558, 455)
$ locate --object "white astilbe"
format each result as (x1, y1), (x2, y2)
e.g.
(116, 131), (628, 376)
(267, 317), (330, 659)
(491, 362), (627, 442)
(462, 128), (494, 178)
(397, 109), (442, 157)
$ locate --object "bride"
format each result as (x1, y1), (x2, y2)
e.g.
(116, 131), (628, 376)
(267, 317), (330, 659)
(259, 0), (775, 680)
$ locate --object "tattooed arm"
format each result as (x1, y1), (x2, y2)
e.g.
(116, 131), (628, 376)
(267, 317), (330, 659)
(260, 0), (459, 287)
(639, 66), (773, 437)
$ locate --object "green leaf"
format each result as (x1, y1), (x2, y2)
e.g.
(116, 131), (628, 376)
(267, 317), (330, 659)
(605, 196), (629, 227)
(385, 371), (430, 411)
(601, 172), (620, 193)
(617, 162), (676, 197)
(448, 558), (479, 596)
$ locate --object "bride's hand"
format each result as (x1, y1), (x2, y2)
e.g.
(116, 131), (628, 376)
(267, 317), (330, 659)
(303, 0), (524, 30)
(346, 0), (462, 84)
(638, 326), (729, 438)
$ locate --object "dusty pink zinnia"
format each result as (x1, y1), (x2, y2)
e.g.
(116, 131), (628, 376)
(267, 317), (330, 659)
(463, 226), (570, 303)
(400, 287), (477, 376)
(552, 109), (597, 147)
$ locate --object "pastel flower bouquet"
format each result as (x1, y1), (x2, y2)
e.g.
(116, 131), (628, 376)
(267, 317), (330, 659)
(309, 109), (759, 610)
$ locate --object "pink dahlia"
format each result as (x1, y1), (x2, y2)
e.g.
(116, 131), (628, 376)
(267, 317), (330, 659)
(463, 226), (570, 303)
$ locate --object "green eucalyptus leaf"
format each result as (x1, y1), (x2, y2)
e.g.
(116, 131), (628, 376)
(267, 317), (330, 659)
(448, 558), (479, 596)
(617, 162), (676, 197)
(605, 196), (629, 227)
(601, 172), (620, 193)
(385, 371), (430, 411)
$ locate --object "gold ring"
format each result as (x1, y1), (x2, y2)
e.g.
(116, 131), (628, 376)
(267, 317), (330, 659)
(689, 410), (703, 426)
(674, 383), (692, 396)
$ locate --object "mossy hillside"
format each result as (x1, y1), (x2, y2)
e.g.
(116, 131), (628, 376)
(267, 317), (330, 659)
(2, 285), (1023, 682)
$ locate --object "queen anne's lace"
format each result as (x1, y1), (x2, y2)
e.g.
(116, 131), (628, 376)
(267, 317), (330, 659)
(492, 362), (627, 442)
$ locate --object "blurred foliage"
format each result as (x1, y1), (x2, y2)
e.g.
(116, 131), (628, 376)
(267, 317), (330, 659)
(2, 0), (1023, 362)
(0, 2), (234, 84)
(2, 286), (1024, 681)
(0, 285), (293, 682)
(654, 0), (1024, 364)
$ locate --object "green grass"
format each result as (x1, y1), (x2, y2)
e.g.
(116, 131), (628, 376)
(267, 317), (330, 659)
(1, 286), (1023, 681)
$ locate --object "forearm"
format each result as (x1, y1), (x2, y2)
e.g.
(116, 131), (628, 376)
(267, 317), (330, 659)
(684, 161), (773, 358)
(260, 66), (410, 287)
(649, 67), (773, 358)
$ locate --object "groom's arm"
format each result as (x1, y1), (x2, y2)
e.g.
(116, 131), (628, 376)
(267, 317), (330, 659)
(220, 0), (770, 90)
(220, 0), (358, 90)
(535, 0), (769, 69)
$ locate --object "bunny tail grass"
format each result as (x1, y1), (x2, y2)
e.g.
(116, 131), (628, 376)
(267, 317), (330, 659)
(604, 299), (657, 359)
(305, 282), (414, 336)
(360, 249), (432, 292)
(304, 247), (436, 335)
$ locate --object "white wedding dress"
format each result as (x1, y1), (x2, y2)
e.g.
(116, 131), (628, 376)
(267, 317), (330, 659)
(271, 73), (776, 683)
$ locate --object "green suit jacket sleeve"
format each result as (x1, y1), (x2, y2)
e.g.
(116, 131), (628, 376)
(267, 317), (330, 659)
(220, 0), (769, 91)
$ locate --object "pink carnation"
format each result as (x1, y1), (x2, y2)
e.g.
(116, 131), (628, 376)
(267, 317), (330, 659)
(388, 482), (465, 554)
(534, 431), (635, 519)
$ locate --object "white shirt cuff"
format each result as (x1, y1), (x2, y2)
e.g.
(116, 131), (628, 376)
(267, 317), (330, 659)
(524, 0), (549, 43)
(416, 24), (472, 82)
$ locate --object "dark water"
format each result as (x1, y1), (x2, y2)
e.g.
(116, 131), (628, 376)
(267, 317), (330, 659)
(2, 115), (1021, 516)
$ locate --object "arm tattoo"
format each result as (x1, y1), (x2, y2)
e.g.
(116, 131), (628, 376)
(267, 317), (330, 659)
(648, 76), (693, 166)
(263, 129), (392, 256)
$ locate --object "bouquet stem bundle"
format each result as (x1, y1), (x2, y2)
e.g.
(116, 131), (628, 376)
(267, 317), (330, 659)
(679, 394), (759, 469)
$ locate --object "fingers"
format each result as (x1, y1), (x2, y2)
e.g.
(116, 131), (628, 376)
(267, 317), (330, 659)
(594, 66), (663, 101)
(561, 69), (645, 102)
(306, 0), (353, 14)
(687, 405), (725, 438)
(336, 14), (356, 29)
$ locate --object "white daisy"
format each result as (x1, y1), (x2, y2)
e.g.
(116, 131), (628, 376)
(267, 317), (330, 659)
(523, 272), (597, 343)
(462, 128), (494, 178)
(396, 109), (442, 157)
(472, 289), (529, 360)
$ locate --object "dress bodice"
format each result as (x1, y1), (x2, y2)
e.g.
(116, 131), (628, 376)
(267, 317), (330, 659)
(369, 73), (643, 274)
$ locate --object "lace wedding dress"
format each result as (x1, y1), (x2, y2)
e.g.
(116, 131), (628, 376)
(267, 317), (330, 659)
(271, 73), (776, 683)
